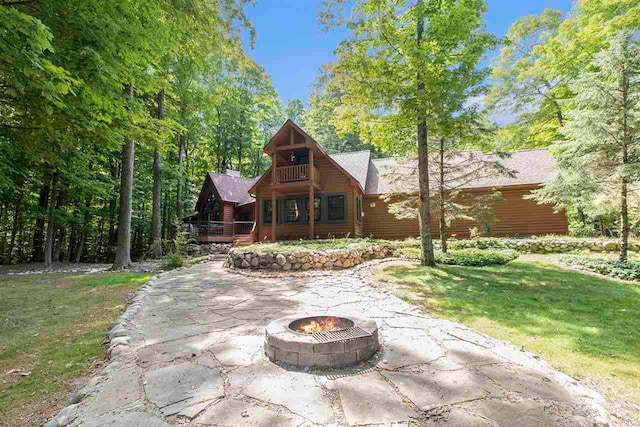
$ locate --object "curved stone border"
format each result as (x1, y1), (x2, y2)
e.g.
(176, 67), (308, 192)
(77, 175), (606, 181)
(44, 266), (185, 427)
(265, 313), (379, 368)
(225, 244), (393, 271)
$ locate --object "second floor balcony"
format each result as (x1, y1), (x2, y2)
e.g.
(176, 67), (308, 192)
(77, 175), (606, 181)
(276, 164), (321, 186)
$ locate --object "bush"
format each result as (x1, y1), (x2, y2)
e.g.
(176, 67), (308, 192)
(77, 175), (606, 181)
(165, 252), (185, 268)
(395, 246), (518, 266)
(436, 248), (519, 266)
(560, 255), (640, 281)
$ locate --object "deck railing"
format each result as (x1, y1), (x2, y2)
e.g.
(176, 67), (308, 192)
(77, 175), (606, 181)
(277, 164), (308, 182)
(185, 220), (255, 237)
(276, 164), (321, 184)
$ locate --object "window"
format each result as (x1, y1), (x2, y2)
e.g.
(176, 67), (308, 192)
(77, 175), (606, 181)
(262, 200), (272, 224)
(356, 195), (362, 223)
(328, 194), (346, 222)
(314, 197), (321, 222)
(305, 196), (321, 222)
(284, 198), (300, 223)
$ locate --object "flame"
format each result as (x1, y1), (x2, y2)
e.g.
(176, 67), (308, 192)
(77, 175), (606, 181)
(296, 317), (341, 334)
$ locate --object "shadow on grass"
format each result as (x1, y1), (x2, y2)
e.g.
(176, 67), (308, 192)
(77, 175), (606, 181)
(383, 261), (640, 364)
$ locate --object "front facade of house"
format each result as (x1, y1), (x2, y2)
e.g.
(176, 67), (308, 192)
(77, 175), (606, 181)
(186, 120), (568, 244)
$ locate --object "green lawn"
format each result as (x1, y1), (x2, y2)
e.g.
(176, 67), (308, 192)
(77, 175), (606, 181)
(375, 258), (640, 409)
(0, 272), (150, 427)
(237, 237), (389, 254)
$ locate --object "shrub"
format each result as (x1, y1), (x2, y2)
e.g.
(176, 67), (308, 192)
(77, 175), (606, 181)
(560, 256), (640, 281)
(395, 246), (518, 266)
(436, 249), (519, 266)
(165, 252), (185, 268)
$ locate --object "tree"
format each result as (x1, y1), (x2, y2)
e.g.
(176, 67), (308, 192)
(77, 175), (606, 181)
(284, 98), (306, 126)
(303, 83), (378, 154)
(487, 9), (566, 148)
(532, 31), (640, 261)
(321, 0), (495, 265)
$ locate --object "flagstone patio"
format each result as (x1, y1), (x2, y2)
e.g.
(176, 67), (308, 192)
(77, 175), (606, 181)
(51, 258), (612, 427)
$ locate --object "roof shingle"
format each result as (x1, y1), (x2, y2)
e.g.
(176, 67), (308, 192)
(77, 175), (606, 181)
(208, 173), (259, 204)
(365, 149), (556, 194)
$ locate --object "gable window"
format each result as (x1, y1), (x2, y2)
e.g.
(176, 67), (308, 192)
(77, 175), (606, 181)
(356, 195), (362, 224)
(284, 198), (301, 223)
(262, 200), (272, 224)
(328, 194), (346, 222)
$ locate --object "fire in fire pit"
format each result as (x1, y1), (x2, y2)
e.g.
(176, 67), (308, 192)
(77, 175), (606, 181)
(289, 316), (354, 334)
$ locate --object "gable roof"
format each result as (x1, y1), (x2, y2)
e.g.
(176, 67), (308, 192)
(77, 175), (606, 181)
(329, 150), (371, 190)
(207, 172), (258, 204)
(248, 120), (366, 194)
(365, 148), (556, 194)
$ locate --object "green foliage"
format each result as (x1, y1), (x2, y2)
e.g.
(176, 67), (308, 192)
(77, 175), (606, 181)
(0, 0), (281, 265)
(321, 0), (496, 154)
(560, 255), (640, 281)
(531, 31), (640, 260)
(165, 252), (185, 268)
(284, 98), (306, 127)
(435, 248), (519, 266)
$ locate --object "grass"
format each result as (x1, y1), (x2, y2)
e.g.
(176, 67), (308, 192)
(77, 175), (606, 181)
(0, 272), (150, 427)
(375, 258), (640, 409)
(236, 237), (390, 254)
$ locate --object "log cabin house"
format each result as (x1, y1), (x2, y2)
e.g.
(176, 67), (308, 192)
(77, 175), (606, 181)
(185, 120), (567, 244)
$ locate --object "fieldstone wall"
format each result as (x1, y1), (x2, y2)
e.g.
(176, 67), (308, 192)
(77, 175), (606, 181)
(225, 244), (393, 271)
(448, 238), (638, 254)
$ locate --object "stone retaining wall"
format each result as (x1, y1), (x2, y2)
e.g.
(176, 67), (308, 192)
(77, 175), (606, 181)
(225, 244), (393, 271)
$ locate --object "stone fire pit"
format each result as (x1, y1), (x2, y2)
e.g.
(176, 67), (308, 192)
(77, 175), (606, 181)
(264, 314), (379, 368)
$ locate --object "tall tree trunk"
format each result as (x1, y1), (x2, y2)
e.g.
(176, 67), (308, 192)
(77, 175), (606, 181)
(176, 133), (185, 225)
(416, 0), (436, 267)
(107, 160), (118, 257)
(0, 203), (6, 260)
(439, 138), (447, 253)
(577, 207), (585, 224)
(620, 177), (629, 262)
(16, 210), (24, 263)
(6, 182), (24, 264)
(31, 180), (49, 262)
(151, 90), (164, 258)
(619, 66), (630, 262)
(75, 195), (92, 263)
(44, 171), (60, 268)
(113, 82), (135, 270)
(53, 185), (67, 262)
(216, 107), (223, 172)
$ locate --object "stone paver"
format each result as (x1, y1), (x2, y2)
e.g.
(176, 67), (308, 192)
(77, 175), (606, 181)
(61, 259), (611, 426)
(336, 371), (416, 425)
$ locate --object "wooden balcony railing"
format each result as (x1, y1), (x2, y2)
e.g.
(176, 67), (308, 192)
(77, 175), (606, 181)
(185, 221), (255, 237)
(277, 164), (308, 182)
(276, 164), (321, 184)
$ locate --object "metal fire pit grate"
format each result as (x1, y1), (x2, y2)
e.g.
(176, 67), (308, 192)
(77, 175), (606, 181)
(312, 326), (371, 343)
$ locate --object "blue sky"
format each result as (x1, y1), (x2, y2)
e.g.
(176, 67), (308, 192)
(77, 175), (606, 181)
(244, 0), (574, 107)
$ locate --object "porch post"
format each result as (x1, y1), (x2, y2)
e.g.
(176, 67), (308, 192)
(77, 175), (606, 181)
(309, 148), (315, 240)
(271, 190), (277, 242)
